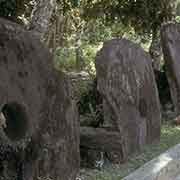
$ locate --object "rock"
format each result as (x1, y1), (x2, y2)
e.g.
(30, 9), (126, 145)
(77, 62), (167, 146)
(80, 127), (124, 166)
(80, 127), (123, 152)
(0, 18), (79, 180)
(161, 23), (180, 115)
(95, 38), (161, 159)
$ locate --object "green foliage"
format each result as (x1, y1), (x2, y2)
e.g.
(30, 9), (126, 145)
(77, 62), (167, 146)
(0, 0), (31, 22)
(54, 47), (77, 71)
(71, 0), (80, 7)
(78, 78), (103, 127)
(82, 0), (175, 34)
(176, 15), (180, 22)
(82, 44), (100, 75)
(54, 44), (100, 74)
(78, 80), (98, 115)
(53, 0), (157, 76)
(0, 0), (16, 17)
(57, 0), (80, 14)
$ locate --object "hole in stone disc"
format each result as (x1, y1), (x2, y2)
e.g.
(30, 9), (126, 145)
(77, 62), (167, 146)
(1, 102), (28, 141)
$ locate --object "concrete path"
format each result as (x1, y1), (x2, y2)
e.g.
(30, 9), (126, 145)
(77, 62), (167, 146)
(175, 175), (180, 180)
(123, 144), (180, 180)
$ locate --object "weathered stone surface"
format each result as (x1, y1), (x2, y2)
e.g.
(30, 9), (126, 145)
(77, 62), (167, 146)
(80, 127), (124, 166)
(161, 23), (180, 115)
(0, 18), (79, 180)
(95, 38), (161, 158)
(80, 127), (123, 152)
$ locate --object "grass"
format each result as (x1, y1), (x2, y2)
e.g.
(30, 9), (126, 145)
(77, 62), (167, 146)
(80, 122), (180, 180)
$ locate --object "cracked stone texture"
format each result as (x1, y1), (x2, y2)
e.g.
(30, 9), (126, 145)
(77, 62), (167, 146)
(0, 18), (79, 180)
(95, 38), (161, 158)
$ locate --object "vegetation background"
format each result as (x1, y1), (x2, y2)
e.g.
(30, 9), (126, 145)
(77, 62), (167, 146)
(1, 0), (180, 179)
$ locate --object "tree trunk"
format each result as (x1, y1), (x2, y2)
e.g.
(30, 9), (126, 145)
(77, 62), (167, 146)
(28, 0), (56, 40)
(75, 47), (85, 71)
(149, 29), (162, 71)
